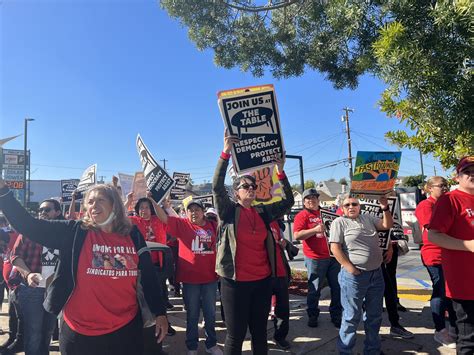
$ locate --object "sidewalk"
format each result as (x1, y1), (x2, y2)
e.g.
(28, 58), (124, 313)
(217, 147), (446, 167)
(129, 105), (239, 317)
(0, 277), (456, 355)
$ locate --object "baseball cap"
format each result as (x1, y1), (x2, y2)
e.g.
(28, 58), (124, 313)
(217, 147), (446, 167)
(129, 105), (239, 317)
(302, 188), (320, 200)
(205, 207), (217, 216)
(186, 200), (205, 210)
(456, 156), (474, 174)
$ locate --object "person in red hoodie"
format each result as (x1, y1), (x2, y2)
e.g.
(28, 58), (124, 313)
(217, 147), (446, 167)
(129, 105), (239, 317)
(415, 176), (456, 348)
(429, 156), (474, 354)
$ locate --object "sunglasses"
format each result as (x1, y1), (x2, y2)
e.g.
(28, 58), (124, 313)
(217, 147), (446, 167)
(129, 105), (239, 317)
(343, 203), (359, 208)
(38, 207), (52, 213)
(238, 183), (257, 190)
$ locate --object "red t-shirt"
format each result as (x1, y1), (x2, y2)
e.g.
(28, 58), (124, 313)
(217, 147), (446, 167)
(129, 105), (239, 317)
(293, 209), (330, 259)
(63, 230), (139, 336)
(429, 189), (474, 300)
(166, 217), (218, 284)
(415, 196), (442, 266)
(270, 221), (287, 278)
(235, 207), (271, 281)
(129, 215), (166, 265)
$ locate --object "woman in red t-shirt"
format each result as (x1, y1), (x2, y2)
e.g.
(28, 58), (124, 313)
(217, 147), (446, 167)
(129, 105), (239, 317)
(212, 130), (294, 354)
(415, 176), (456, 348)
(0, 181), (168, 355)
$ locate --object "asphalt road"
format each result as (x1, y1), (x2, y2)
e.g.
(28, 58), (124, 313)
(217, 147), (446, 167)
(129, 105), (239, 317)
(289, 245), (431, 285)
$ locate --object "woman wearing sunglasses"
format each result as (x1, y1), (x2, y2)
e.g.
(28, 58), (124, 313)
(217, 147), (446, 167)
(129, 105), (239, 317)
(329, 194), (393, 355)
(0, 179), (168, 355)
(415, 176), (457, 348)
(212, 130), (294, 354)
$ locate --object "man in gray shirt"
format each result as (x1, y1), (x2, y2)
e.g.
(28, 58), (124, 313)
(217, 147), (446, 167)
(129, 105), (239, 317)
(330, 195), (393, 355)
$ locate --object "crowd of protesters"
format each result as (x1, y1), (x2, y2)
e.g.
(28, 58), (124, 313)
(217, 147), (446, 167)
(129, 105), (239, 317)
(0, 133), (472, 355)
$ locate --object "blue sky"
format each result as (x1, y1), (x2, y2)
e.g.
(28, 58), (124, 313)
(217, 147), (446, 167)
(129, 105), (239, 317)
(1, 0), (447, 187)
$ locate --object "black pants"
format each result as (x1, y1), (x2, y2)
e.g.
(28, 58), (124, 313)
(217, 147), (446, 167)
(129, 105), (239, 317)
(59, 313), (144, 355)
(382, 245), (402, 327)
(220, 277), (272, 355)
(272, 277), (290, 341)
(453, 299), (474, 355)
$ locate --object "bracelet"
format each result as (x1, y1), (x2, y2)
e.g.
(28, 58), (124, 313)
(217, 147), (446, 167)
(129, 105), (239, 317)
(25, 271), (32, 280)
(381, 206), (390, 212)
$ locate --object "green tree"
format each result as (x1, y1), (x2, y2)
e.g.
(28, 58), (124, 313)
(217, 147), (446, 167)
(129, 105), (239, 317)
(161, 0), (473, 167)
(339, 177), (348, 185)
(304, 179), (316, 189)
(402, 175), (426, 188)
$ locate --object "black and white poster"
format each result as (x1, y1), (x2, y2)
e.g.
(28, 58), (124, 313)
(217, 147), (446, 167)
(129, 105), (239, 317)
(136, 135), (174, 204)
(184, 194), (215, 210)
(61, 179), (80, 203)
(75, 164), (97, 200)
(359, 197), (401, 250)
(170, 172), (190, 201)
(320, 209), (339, 256)
(218, 85), (285, 174)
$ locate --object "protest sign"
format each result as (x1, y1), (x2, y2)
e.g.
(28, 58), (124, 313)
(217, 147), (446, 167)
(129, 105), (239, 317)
(75, 164), (97, 200)
(183, 194), (215, 210)
(319, 208), (339, 256)
(218, 84), (285, 174)
(136, 135), (174, 204)
(170, 172), (190, 201)
(351, 151), (402, 199)
(250, 165), (283, 206)
(61, 179), (80, 203)
(118, 173), (134, 199)
(129, 172), (147, 209)
(359, 197), (402, 250)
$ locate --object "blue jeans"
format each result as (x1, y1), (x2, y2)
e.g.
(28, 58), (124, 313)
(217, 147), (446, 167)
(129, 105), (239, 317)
(338, 267), (384, 355)
(425, 264), (457, 331)
(17, 285), (57, 355)
(304, 257), (342, 321)
(182, 281), (218, 351)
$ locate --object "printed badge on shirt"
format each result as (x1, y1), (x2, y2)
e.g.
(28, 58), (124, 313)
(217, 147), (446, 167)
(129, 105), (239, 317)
(40, 247), (59, 288)
(191, 229), (215, 255)
(309, 217), (325, 238)
(89, 244), (138, 278)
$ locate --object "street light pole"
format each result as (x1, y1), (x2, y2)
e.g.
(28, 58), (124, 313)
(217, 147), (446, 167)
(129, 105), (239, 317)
(23, 118), (34, 207)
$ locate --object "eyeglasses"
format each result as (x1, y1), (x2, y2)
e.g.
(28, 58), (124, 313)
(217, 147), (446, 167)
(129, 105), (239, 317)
(38, 207), (52, 213)
(238, 183), (257, 190)
(343, 203), (359, 208)
(431, 184), (448, 189)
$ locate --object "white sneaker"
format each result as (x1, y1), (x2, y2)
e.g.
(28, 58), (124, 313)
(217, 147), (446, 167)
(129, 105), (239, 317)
(206, 345), (224, 355)
(434, 329), (456, 349)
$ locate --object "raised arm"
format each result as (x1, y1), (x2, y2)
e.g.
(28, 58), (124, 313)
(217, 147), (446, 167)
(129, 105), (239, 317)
(374, 196), (393, 230)
(147, 192), (168, 224)
(0, 181), (74, 250)
(212, 129), (239, 221)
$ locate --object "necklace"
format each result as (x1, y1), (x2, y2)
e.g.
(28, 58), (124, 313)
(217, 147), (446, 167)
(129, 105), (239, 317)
(242, 207), (257, 234)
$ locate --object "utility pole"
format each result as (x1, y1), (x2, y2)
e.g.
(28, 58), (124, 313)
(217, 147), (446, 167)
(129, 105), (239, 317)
(286, 154), (304, 193)
(419, 150), (425, 182)
(342, 108), (354, 180)
(160, 159), (168, 170)
(434, 166), (437, 176)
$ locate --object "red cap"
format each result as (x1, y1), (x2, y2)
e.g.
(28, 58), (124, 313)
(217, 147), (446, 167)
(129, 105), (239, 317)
(456, 156), (474, 173)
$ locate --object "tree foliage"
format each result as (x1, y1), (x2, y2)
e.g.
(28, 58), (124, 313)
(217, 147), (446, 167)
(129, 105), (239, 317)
(160, 0), (473, 167)
(304, 179), (316, 189)
(402, 174), (426, 188)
